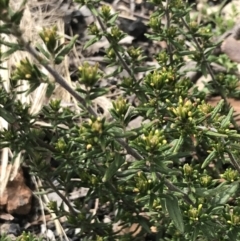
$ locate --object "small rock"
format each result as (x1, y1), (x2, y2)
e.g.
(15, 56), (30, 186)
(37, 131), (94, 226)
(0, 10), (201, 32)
(195, 74), (212, 91)
(0, 223), (21, 236)
(0, 166), (32, 215)
(221, 36), (240, 63)
(0, 212), (14, 221)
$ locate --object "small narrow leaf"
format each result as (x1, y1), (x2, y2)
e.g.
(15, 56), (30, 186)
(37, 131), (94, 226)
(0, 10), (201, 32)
(195, 182), (227, 197)
(55, 35), (78, 60)
(201, 150), (217, 168)
(138, 216), (151, 233)
(227, 227), (240, 240)
(172, 135), (184, 153)
(116, 168), (138, 178)
(220, 107), (233, 128)
(204, 131), (228, 138)
(11, 8), (25, 25)
(213, 181), (239, 205)
(102, 153), (124, 182)
(133, 66), (156, 72)
(88, 5), (99, 17)
(84, 36), (100, 50)
(146, 107), (154, 117)
(1, 47), (19, 59)
(210, 99), (224, 120)
(26, 82), (41, 95)
(0, 38), (23, 49)
(178, 50), (196, 56)
(0, 108), (16, 124)
(165, 195), (184, 233)
(46, 82), (55, 98)
(108, 13), (119, 24)
(89, 88), (108, 100)
(108, 130), (137, 138)
(36, 43), (51, 60)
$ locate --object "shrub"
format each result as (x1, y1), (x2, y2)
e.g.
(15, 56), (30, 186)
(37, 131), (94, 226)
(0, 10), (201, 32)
(1, 0), (240, 240)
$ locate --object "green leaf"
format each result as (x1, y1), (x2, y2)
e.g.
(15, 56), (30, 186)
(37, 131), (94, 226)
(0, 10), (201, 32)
(46, 82), (55, 98)
(146, 107), (154, 117)
(75, 87), (87, 95)
(116, 168), (138, 178)
(165, 195), (184, 233)
(130, 160), (145, 169)
(229, 134), (240, 139)
(154, 160), (180, 175)
(178, 50), (196, 56)
(0, 24), (13, 34)
(185, 12), (190, 23)
(227, 227), (240, 240)
(204, 131), (228, 138)
(208, 205), (225, 215)
(109, 130), (138, 138)
(55, 35), (78, 61)
(138, 216), (151, 233)
(88, 5), (99, 17)
(213, 181), (239, 204)
(0, 107), (16, 123)
(201, 62), (208, 77)
(228, 143), (240, 151)
(1, 47), (19, 59)
(204, 45), (218, 55)
(108, 13), (119, 25)
(210, 99), (224, 120)
(191, 227), (199, 241)
(149, 193), (155, 210)
(26, 82), (41, 95)
(199, 222), (217, 239)
(83, 36), (100, 50)
(20, 0), (28, 7)
(89, 88), (108, 100)
(171, 135), (184, 153)
(54, 42), (67, 54)
(133, 66), (156, 73)
(108, 109), (121, 121)
(220, 107), (233, 128)
(11, 8), (24, 25)
(0, 38), (23, 49)
(102, 153), (125, 182)
(35, 43), (51, 60)
(105, 65), (123, 78)
(195, 181), (229, 198)
(201, 150), (217, 168)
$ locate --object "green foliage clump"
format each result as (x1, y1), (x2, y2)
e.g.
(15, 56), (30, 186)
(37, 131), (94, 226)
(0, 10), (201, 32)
(1, 0), (240, 240)
(0, 232), (43, 241)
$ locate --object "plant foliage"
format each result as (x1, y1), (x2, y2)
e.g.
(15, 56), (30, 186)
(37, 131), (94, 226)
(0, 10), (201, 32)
(1, 0), (240, 240)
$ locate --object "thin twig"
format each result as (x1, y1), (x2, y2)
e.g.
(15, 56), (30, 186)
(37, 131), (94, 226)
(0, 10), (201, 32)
(45, 177), (78, 215)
